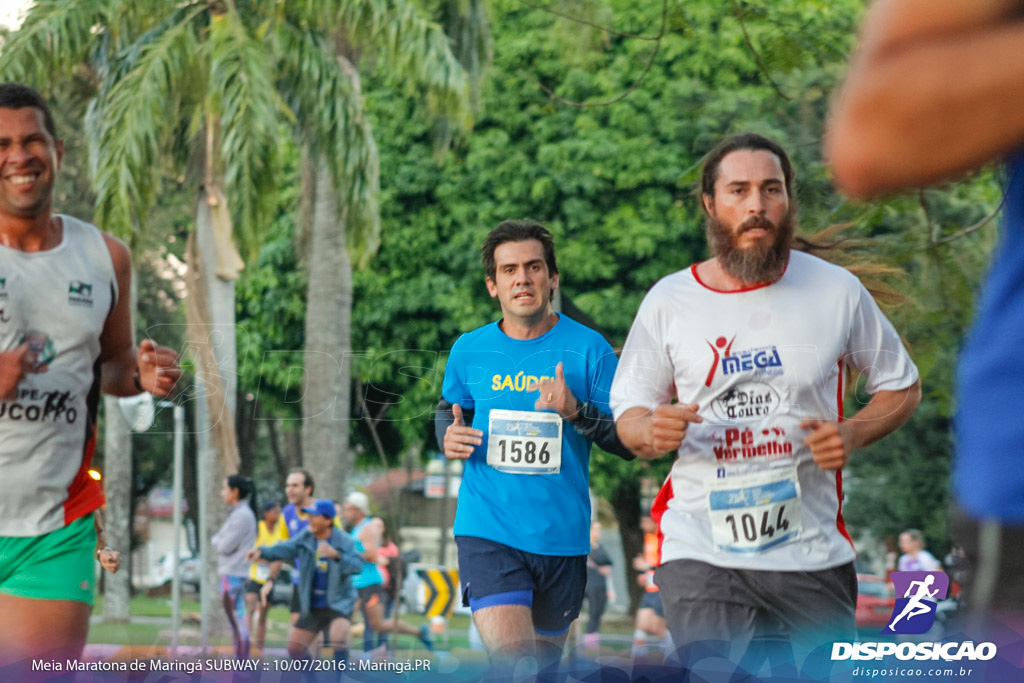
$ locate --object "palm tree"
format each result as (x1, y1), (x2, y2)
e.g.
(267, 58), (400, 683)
(1, 0), (469, 636)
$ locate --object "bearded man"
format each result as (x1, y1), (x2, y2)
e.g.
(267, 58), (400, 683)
(611, 133), (921, 662)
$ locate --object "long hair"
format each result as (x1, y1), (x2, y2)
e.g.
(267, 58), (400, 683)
(227, 474), (258, 517)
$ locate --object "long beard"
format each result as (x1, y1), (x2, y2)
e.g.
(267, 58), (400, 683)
(707, 212), (795, 286)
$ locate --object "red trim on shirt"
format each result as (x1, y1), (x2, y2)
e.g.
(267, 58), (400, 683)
(834, 360), (854, 547)
(650, 477), (674, 565)
(690, 260), (789, 293)
(64, 424), (106, 526)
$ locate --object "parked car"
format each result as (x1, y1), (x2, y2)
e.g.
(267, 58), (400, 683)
(856, 574), (896, 631)
(155, 555), (201, 591)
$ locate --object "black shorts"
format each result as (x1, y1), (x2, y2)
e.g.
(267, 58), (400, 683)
(294, 607), (351, 634)
(655, 559), (856, 653)
(456, 536), (586, 635)
(244, 579), (263, 595)
(357, 583), (385, 610)
(290, 584), (301, 614)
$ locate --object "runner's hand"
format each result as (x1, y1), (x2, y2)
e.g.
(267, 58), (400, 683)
(137, 338), (182, 396)
(0, 344), (34, 400)
(443, 403), (483, 460)
(651, 403), (702, 454)
(801, 419), (854, 471)
(534, 362), (580, 420)
(317, 541), (339, 560)
(97, 547), (121, 574)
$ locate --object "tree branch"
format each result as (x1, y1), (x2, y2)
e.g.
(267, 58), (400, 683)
(732, 0), (791, 102)
(536, 0), (667, 108)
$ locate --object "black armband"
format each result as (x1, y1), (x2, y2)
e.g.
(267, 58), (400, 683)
(570, 401), (636, 461)
(434, 397), (475, 448)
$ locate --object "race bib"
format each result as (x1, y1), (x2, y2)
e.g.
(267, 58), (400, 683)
(486, 409), (562, 474)
(254, 562), (271, 582)
(705, 462), (801, 554)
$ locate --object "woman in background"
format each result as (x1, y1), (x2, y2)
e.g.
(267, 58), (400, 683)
(212, 474), (258, 659)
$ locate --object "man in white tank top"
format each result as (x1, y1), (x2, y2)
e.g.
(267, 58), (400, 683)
(612, 133), (921, 663)
(0, 83), (181, 666)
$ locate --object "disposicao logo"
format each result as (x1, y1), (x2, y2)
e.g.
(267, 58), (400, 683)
(831, 570), (998, 663)
(883, 571), (948, 635)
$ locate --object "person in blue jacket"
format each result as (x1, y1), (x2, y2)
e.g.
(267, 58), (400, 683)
(247, 499), (362, 668)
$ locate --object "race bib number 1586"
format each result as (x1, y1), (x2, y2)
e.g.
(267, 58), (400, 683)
(486, 409), (562, 474)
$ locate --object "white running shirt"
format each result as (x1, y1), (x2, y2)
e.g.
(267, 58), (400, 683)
(611, 251), (918, 571)
(0, 216), (116, 536)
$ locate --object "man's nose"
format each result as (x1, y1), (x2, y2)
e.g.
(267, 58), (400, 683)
(5, 142), (31, 165)
(745, 191), (766, 214)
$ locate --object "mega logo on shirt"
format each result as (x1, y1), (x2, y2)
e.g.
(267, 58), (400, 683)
(705, 335), (784, 387)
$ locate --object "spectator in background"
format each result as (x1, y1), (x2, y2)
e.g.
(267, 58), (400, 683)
(246, 500), (287, 652)
(247, 499), (363, 671)
(212, 474), (258, 660)
(583, 521), (615, 650)
(632, 515), (669, 660)
(363, 518), (406, 654)
(897, 529), (942, 572)
(343, 492), (432, 651)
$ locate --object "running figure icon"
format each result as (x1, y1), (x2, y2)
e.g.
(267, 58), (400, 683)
(888, 574), (939, 631)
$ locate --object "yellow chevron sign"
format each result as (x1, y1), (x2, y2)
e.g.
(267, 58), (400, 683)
(416, 567), (459, 619)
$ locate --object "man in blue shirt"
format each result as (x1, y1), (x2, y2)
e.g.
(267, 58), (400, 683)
(435, 219), (634, 672)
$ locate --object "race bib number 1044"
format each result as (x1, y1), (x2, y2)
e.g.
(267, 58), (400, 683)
(486, 409), (562, 475)
(705, 465), (802, 554)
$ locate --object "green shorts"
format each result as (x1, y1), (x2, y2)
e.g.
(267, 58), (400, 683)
(0, 515), (97, 604)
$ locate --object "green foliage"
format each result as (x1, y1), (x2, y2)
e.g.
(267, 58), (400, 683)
(351, 0), (998, 553)
(236, 212), (308, 419)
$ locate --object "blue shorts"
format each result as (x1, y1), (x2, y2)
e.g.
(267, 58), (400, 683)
(456, 536), (586, 635)
(639, 589), (665, 618)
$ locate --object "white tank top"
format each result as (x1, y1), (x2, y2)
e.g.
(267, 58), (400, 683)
(0, 215), (116, 536)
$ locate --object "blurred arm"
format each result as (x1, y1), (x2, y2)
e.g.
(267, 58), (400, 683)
(827, 0), (1024, 197)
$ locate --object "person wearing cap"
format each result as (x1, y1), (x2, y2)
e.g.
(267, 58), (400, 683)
(247, 498), (362, 669)
(245, 500), (287, 652)
(342, 491), (433, 651)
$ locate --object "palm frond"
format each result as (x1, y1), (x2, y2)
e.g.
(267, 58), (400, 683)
(276, 25), (380, 267)
(206, 9), (282, 256)
(301, 0), (472, 130)
(0, 0), (109, 84)
(439, 0), (491, 110)
(86, 8), (202, 240)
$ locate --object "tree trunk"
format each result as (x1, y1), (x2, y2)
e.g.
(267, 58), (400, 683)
(102, 395), (132, 622)
(301, 158), (353, 501)
(185, 192), (243, 639)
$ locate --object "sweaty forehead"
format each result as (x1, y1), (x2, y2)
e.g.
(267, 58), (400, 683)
(715, 149), (785, 188)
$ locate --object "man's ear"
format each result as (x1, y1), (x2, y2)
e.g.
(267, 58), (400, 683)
(702, 193), (714, 216)
(485, 276), (498, 299)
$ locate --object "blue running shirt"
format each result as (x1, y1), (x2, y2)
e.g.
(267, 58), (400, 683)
(442, 314), (619, 556)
